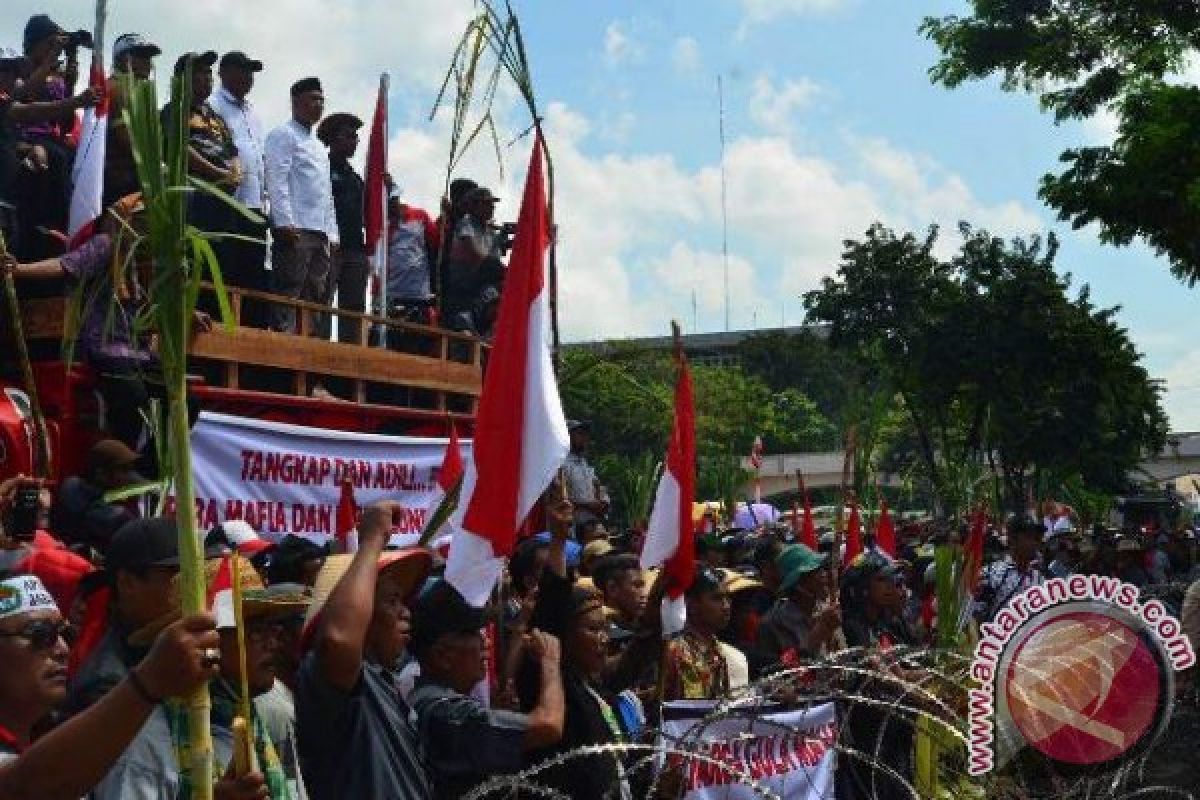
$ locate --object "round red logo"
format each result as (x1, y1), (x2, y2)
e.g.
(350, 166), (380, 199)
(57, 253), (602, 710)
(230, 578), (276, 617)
(1002, 605), (1169, 767)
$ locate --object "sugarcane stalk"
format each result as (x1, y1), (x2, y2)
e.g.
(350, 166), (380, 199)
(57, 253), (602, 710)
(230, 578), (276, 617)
(164, 372), (213, 794)
(0, 233), (52, 478)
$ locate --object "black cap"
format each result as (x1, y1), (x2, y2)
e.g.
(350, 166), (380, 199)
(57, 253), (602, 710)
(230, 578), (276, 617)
(1007, 514), (1044, 538)
(687, 565), (724, 598)
(23, 15), (62, 51)
(316, 112), (363, 144)
(106, 516), (228, 573)
(409, 580), (485, 655)
(174, 50), (218, 75)
(219, 50), (262, 72)
(291, 77), (322, 97)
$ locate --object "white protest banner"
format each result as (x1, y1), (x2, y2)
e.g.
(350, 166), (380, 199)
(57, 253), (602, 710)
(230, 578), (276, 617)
(660, 700), (837, 800)
(180, 412), (470, 542)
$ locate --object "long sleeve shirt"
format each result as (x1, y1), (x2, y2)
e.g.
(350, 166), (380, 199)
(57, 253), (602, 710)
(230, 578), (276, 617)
(263, 118), (338, 243)
(210, 87), (267, 211)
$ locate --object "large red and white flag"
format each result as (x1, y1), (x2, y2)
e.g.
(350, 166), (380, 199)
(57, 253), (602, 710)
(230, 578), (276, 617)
(640, 340), (696, 636)
(445, 133), (569, 607)
(67, 19), (108, 248)
(364, 73), (389, 326)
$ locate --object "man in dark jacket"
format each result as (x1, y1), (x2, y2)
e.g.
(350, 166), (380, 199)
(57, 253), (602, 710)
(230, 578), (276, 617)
(50, 439), (140, 555)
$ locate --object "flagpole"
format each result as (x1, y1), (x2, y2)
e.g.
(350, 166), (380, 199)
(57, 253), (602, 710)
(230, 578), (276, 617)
(0, 233), (52, 477)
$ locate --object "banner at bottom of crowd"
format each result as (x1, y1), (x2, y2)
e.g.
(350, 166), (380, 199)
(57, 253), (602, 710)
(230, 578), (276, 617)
(178, 412), (471, 542)
(659, 699), (837, 799)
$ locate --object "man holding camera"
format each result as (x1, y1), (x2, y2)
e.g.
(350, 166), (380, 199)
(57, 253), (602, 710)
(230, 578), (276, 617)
(13, 15), (89, 259)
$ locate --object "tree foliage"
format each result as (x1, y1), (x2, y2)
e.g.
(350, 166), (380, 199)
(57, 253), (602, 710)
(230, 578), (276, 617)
(922, 2), (1200, 282)
(804, 222), (1168, 513)
(559, 345), (837, 525)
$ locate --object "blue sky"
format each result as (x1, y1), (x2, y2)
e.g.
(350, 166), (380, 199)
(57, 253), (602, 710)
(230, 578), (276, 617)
(6, 0), (1197, 427)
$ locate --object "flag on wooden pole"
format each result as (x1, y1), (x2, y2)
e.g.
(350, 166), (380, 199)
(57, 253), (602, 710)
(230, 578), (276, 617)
(416, 423), (465, 549)
(640, 321), (696, 636)
(445, 133), (569, 607)
(364, 73), (389, 340)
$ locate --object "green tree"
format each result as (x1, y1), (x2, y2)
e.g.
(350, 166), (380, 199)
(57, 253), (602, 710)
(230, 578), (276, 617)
(736, 329), (852, 422)
(922, 2), (1200, 283)
(805, 222), (1168, 512)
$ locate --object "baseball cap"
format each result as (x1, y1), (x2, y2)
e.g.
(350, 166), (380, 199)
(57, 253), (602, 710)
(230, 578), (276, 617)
(173, 50), (218, 75)
(112, 33), (160, 63)
(219, 50), (262, 72)
(23, 15), (62, 51)
(106, 517), (227, 573)
(85, 438), (140, 475)
(409, 579), (486, 655)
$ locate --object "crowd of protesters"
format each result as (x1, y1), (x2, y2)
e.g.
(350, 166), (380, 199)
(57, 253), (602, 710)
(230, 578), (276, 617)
(4, 11), (1200, 800)
(3, 428), (1200, 799)
(0, 14), (508, 351)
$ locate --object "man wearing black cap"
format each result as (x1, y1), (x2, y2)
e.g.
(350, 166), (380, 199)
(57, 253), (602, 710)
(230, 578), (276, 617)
(972, 514), (1045, 624)
(444, 185), (504, 333)
(104, 34), (161, 205)
(264, 77), (338, 335)
(13, 14), (90, 258)
(317, 112), (367, 343)
(409, 580), (565, 799)
(211, 51), (270, 327)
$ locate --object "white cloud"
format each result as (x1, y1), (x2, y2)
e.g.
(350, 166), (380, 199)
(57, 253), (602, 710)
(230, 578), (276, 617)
(748, 74), (821, 133)
(603, 21), (643, 67)
(738, 0), (847, 31)
(671, 36), (702, 75)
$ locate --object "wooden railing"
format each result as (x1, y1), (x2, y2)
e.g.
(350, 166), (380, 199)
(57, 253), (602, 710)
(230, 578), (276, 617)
(13, 285), (486, 414)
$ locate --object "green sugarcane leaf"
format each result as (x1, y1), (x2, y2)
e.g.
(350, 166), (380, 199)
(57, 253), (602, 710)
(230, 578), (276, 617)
(417, 477), (464, 548)
(190, 234), (235, 332)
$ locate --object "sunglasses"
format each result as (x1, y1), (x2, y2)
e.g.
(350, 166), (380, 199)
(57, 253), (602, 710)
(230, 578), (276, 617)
(0, 619), (74, 650)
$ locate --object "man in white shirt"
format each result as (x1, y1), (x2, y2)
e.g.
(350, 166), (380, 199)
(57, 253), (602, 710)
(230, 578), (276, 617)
(210, 50), (269, 328)
(263, 76), (338, 335)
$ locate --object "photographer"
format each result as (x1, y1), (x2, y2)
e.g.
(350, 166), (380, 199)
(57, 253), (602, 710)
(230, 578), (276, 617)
(444, 186), (506, 336)
(14, 15), (92, 260)
(0, 474), (93, 615)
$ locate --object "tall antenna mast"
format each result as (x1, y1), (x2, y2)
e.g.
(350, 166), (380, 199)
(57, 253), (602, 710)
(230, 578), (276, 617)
(718, 74), (730, 333)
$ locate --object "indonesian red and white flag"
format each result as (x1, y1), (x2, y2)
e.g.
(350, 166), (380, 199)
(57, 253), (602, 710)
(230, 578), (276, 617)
(640, 347), (696, 637)
(799, 480), (818, 550)
(208, 556), (235, 628)
(844, 500), (863, 564)
(335, 477), (359, 553)
(445, 133), (569, 607)
(363, 73), (389, 317)
(67, 60), (108, 248)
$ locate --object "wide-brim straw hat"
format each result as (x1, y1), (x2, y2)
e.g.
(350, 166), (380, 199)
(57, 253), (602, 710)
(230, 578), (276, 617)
(130, 557), (310, 646)
(303, 548), (434, 640)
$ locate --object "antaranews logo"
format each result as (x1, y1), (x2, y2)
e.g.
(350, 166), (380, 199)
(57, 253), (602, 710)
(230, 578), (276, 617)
(967, 574), (1196, 776)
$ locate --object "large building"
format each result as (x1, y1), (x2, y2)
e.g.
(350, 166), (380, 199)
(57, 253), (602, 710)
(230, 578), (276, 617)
(565, 324), (830, 368)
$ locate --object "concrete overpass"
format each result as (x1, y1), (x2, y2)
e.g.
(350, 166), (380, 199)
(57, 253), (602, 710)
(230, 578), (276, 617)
(748, 432), (1200, 499)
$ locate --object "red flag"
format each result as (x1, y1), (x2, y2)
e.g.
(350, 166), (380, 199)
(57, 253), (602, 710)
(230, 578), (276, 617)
(364, 73), (389, 310)
(207, 555), (234, 627)
(67, 61), (109, 247)
(844, 500), (863, 564)
(875, 496), (897, 557)
(446, 134), (569, 606)
(438, 423), (465, 490)
(963, 507), (986, 594)
(799, 475), (817, 550)
(641, 343), (696, 635)
(335, 477), (358, 553)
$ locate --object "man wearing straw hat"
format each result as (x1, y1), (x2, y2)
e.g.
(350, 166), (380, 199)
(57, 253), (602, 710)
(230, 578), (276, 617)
(90, 538), (309, 800)
(294, 501), (434, 800)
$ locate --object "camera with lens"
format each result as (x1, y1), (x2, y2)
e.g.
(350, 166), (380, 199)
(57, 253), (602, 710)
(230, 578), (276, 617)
(494, 222), (518, 256)
(3, 482), (40, 542)
(65, 29), (94, 52)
